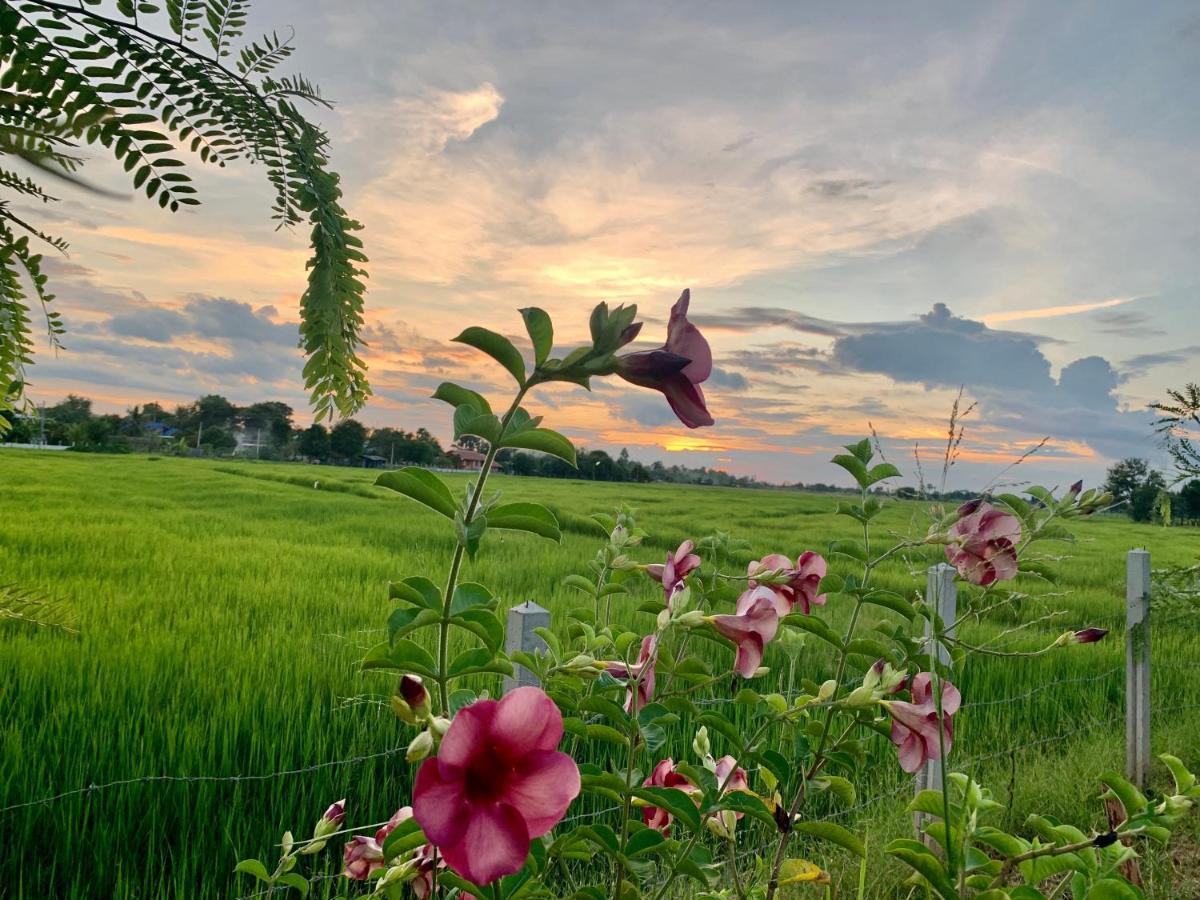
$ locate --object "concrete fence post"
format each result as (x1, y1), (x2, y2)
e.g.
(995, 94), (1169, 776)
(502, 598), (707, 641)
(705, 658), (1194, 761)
(503, 601), (550, 693)
(916, 563), (958, 838)
(1126, 549), (1152, 789)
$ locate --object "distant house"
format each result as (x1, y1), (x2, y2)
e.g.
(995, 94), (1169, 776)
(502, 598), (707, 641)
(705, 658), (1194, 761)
(448, 445), (499, 472)
(359, 453), (388, 469)
(145, 421), (180, 438)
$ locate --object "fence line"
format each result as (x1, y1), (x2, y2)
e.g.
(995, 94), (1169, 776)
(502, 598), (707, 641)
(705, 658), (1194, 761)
(0, 744), (407, 818)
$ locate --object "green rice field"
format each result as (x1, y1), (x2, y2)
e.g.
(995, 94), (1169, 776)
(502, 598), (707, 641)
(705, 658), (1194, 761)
(2, 450), (1198, 898)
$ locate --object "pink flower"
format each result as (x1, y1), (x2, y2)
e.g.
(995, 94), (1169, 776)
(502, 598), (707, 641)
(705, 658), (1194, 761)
(641, 759), (700, 833)
(646, 540), (701, 607)
(614, 290), (714, 429)
(945, 501), (1022, 586)
(413, 687), (580, 886)
(747, 551), (828, 615)
(885, 673), (961, 774)
(1072, 627), (1108, 644)
(715, 755), (750, 797)
(410, 842), (442, 899)
(342, 806), (411, 881)
(605, 634), (657, 714)
(710, 589), (781, 677)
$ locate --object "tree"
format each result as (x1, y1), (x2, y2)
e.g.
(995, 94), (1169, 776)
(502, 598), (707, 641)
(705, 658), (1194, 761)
(46, 394), (92, 425)
(0, 1), (369, 435)
(239, 401), (293, 447)
(297, 424), (330, 461)
(1180, 480), (1200, 524)
(1153, 383), (1200, 479)
(329, 419), (367, 462)
(1104, 458), (1163, 511)
(199, 424), (236, 455)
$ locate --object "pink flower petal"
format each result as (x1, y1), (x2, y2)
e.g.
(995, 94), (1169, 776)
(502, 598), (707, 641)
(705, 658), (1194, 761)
(439, 801), (530, 886)
(660, 374), (713, 429)
(505, 750), (581, 837)
(732, 633), (765, 677)
(666, 290), (713, 382)
(412, 758), (470, 848)
(437, 699), (496, 771)
(897, 730), (925, 773)
(492, 686), (564, 757)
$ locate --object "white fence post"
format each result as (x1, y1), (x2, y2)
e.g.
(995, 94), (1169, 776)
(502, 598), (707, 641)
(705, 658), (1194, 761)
(916, 563), (957, 837)
(1126, 549), (1151, 789)
(503, 601), (550, 693)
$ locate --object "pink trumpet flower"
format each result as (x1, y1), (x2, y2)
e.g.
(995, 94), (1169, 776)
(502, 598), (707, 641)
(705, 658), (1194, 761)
(605, 634), (658, 713)
(641, 759), (700, 833)
(945, 501), (1022, 586)
(710, 590), (781, 677)
(342, 806), (411, 881)
(614, 290), (714, 428)
(885, 673), (961, 774)
(747, 551), (828, 615)
(413, 687), (580, 886)
(646, 540), (702, 608)
(1072, 627), (1109, 644)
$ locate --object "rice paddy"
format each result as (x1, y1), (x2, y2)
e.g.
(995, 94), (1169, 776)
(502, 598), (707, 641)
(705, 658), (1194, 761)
(2, 450), (1198, 898)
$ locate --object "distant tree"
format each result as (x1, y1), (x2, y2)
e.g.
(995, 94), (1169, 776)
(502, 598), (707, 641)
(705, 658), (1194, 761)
(200, 425), (237, 455)
(239, 401), (294, 448)
(507, 451), (537, 476)
(456, 435), (487, 453)
(329, 419), (368, 462)
(298, 424), (330, 461)
(1104, 458), (1164, 513)
(47, 394), (92, 425)
(141, 402), (168, 423)
(121, 405), (146, 436)
(1180, 480), (1200, 523)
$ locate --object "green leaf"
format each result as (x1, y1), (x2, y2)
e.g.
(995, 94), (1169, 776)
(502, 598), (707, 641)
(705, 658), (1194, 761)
(633, 786), (702, 833)
(450, 582), (494, 615)
(276, 873), (308, 895)
(1099, 772), (1148, 818)
(886, 839), (958, 900)
(863, 590), (916, 620)
(453, 326), (526, 384)
(563, 574), (598, 595)
(432, 382), (492, 415)
(234, 859), (271, 883)
(626, 828), (667, 858)
(487, 502), (562, 541)
(845, 438), (873, 464)
(376, 468), (457, 519)
(501, 427), (577, 466)
(832, 453), (871, 489)
(387, 607), (440, 642)
(793, 821), (866, 858)
(520, 307), (554, 365)
(455, 513), (488, 559)
(719, 791), (776, 827)
(1160, 754), (1196, 794)
(448, 647), (513, 678)
(813, 775), (855, 806)
(451, 608), (504, 650)
(453, 405), (502, 443)
(867, 462), (902, 485)
(381, 818), (427, 860)
(1083, 878), (1144, 899)
(828, 539), (867, 562)
(389, 576), (442, 609)
(361, 639), (438, 678)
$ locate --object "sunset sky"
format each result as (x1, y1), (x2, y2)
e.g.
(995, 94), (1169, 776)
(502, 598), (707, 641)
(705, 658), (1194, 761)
(19, 1), (1200, 486)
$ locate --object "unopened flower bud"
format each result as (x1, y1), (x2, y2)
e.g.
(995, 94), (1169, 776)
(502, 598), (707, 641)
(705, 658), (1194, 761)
(752, 667), (770, 678)
(313, 799), (345, 836)
(610, 524), (629, 546)
(429, 716), (451, 738)
(390, 696), (417, 724)
(1067, 480), (1083, 500)
(611, 554), (630, 570)
(692, 726), (711, 758)
(656, 608), (671, 630)
(706, 809), (736, 839)
(817, 679), (837, 702)
(406, 730), (434, 763)
(765, 693), (788, 714)
(399, 675), (430, 718)
(675, 609), (706, 629)
(843, 684), (875, 707)
(1072, 628), (1109, 644)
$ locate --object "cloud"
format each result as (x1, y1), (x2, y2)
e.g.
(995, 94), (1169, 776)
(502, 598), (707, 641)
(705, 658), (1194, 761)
(1092, 309), (1167, 339)
(107, 297), (297, 346)
(1122, 346), (1200, 378)
(831, 303), (1054, 392)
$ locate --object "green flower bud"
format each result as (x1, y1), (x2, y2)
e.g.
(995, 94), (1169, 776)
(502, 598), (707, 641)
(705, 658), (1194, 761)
(406, 730), (434, 763)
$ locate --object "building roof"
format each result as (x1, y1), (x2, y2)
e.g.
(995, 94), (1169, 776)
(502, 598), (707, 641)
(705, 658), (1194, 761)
(448, 446), (488, 462)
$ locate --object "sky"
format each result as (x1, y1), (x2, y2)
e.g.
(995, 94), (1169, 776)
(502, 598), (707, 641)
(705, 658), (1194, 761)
(17, 1), (1200, 487)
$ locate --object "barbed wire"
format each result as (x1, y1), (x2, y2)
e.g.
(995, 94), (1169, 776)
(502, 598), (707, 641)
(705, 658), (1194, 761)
(0, 744), (407, 818)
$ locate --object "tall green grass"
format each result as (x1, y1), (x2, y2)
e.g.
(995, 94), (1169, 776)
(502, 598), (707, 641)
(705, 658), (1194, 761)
(1, 452), (1197, 897)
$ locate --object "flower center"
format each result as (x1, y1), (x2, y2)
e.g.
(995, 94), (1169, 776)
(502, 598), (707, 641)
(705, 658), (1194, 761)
(463, 746), (513, 804)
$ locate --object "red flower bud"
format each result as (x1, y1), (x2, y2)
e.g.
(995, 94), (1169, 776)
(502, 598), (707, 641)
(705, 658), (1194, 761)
(1072, 627), (1108, 644)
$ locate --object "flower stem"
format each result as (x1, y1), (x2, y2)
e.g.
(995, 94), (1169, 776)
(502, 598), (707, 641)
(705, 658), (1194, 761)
(435, 386), (528, 714)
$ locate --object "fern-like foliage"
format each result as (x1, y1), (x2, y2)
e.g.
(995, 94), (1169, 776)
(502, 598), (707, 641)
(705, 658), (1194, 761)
(0, 0), (370, 432)
(0, 581), (78, 633)
(1152, 383), (1200, 480)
